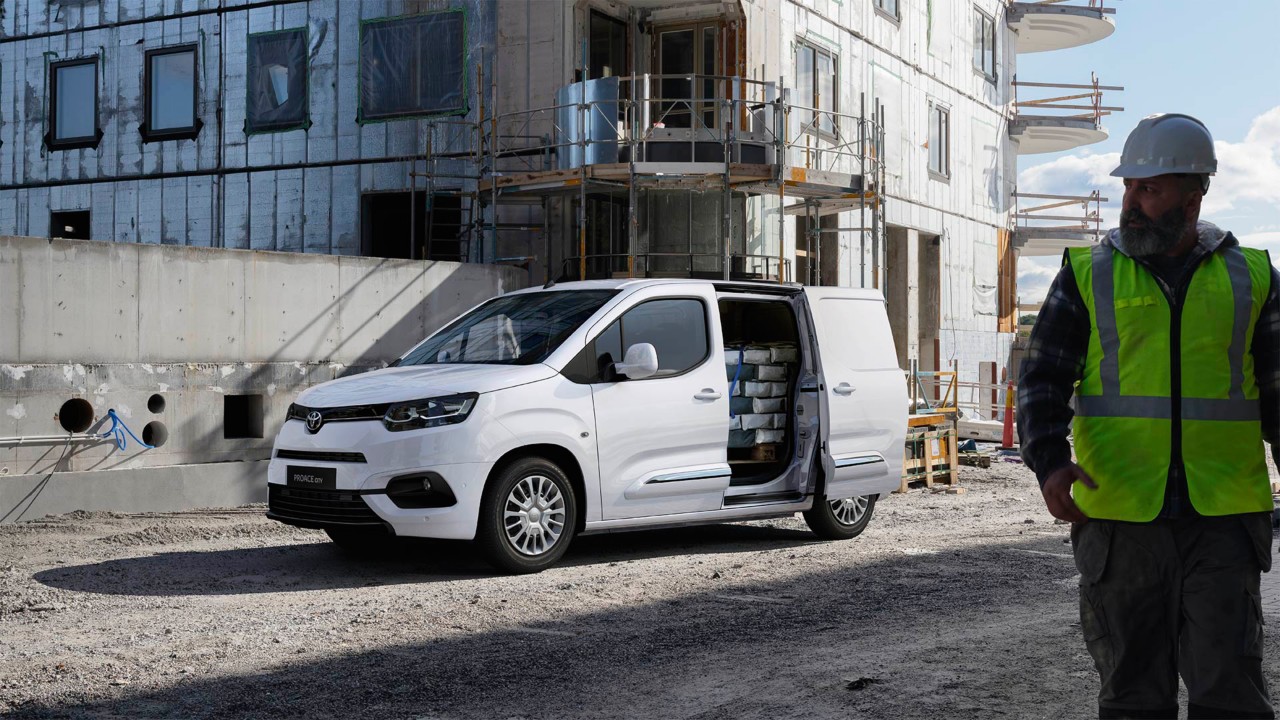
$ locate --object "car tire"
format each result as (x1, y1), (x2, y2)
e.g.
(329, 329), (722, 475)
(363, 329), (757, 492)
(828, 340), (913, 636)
(477, 456), (578, 574)
(325, 527), (396, 554)
(803, 491), (877, 540)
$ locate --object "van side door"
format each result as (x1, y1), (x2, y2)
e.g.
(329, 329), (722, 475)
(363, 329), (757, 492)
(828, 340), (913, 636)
(802, 288), (907, 499)
(567, 285), (732, 520)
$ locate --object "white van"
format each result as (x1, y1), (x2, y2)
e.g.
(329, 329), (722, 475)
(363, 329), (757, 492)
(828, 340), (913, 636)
(267, 280), (907, 573)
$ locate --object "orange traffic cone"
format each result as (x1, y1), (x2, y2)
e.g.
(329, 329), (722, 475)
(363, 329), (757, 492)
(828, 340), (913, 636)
(1001, 380), (1016, 449)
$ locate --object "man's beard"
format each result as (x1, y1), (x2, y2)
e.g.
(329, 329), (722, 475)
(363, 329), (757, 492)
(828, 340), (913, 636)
(1118, 205), (1191, 256)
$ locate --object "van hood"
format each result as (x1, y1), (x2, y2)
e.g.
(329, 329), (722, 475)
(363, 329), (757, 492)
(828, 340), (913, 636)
(296, 363), (556, 407)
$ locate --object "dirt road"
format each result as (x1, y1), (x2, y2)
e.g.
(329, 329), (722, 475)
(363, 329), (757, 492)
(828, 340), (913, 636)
(2, 460), (1277, 719)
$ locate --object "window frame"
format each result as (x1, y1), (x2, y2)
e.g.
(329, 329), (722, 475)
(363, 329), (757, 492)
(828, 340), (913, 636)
(46, 56), (102, 151)
(569, 296), (712, 384)
(874, 0), (901, 23)
(973, 7), (997, 82)
(142, 44), (202, 142)
(245, 27), (311, 134)
(795, 41), (839, 140)
(928, 101), (950, 180)
(357, 9), (468, 124)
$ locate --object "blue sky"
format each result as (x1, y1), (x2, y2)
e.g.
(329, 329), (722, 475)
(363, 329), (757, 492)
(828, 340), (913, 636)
(1014, 0), (1280, 303)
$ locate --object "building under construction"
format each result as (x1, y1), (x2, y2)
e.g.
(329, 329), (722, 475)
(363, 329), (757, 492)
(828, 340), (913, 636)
(0, 0), (1119, 515)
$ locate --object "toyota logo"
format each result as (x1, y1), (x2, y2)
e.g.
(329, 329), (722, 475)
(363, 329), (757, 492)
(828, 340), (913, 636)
(305, 411), (324, 434)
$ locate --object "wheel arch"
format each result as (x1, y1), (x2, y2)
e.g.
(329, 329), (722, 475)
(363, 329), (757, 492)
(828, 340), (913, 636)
(487, 443), (588, 533)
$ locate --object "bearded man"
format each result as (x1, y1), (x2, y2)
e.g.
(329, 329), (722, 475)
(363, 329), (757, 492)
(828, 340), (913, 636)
(1018, 113), (1280, 719)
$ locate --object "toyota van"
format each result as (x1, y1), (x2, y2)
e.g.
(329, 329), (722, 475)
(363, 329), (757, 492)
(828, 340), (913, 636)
(267, 279), (907, 573)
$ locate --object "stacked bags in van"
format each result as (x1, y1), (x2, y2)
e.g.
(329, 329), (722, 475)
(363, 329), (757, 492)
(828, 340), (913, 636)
(725, 344), (798, 448)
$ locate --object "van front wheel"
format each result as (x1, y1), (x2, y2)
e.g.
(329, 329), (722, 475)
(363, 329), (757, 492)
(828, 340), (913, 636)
(803, 493), (877, 540)
(477, 457), (578, 574)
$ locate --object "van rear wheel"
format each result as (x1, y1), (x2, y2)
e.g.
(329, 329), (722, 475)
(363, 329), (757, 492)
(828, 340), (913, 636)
(477, 457), (578, 574)
(803, 493), (876, 540)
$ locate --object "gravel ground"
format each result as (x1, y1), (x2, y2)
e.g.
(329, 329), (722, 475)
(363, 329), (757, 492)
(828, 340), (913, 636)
(2, 458), (1278, 719)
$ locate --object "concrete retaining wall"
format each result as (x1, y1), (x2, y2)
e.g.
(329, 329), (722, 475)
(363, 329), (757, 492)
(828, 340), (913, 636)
(0, 461), (271, 525)
(0, 236), (526, 521)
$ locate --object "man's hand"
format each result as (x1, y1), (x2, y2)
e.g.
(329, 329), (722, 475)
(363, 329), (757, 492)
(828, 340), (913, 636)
(1040, 463), (1096, 523)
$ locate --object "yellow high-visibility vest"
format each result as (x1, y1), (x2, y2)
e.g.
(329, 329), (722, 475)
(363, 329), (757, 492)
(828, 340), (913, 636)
(1067, 243), (1273, 521)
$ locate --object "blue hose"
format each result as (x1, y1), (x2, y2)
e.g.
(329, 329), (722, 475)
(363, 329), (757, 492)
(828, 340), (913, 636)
(100, 409), (154, 451)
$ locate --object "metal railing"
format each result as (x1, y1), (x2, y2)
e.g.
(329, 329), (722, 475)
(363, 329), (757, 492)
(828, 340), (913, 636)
(1013, 190), (1107, 235)
(558, 252), (791, 283)
(1012, 72), (1123, 129)
(485, 74), (884, 181)
(1020, 0), (1114, 11)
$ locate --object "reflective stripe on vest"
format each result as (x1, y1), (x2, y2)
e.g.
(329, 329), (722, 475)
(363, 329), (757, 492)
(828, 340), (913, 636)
(1068, 243), (1273, 521)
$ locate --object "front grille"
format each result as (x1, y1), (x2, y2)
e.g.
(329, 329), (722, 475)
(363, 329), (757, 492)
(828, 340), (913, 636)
(275, 449), (367, 463)
(267, 485), (384, 528)
(288, 403), (386, 424)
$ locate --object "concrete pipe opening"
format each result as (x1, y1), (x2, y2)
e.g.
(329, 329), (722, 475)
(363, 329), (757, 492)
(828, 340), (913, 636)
(142, 422), (168, 448)
(148, 394), (166, 414)
(58, 398), (94, 434)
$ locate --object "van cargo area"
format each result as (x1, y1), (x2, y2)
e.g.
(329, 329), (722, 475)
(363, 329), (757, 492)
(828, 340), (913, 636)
(718, 298), (801, 485)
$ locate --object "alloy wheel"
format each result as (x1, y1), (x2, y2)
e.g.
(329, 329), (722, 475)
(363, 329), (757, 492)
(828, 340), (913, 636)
(503, 474), (567, 556)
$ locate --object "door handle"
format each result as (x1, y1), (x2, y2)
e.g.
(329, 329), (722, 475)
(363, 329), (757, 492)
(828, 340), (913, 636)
(833, 382), (856, 395)
(694, 389), (723, 401)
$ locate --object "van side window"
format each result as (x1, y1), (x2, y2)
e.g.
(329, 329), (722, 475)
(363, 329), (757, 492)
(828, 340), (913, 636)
(565, 298), (709, 383)
(618, 299), (708, 378)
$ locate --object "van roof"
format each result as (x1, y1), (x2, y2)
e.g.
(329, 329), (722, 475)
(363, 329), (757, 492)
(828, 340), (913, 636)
(505, 278), (886, 301)
(506, 278), (804, 296)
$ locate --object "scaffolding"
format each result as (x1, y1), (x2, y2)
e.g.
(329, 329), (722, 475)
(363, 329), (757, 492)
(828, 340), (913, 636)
(476, 72), (887, 285)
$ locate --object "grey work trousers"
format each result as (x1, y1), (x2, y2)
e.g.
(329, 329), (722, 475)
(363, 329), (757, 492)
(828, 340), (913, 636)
(1072, 514), (1275, 719)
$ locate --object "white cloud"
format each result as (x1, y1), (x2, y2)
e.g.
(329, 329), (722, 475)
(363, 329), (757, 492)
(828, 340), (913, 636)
(1016, 151), (1124, 229)
(1238, 231), (1280, 269)
(1204, 107), (1280, 215)
(1016, 257), (1062, 306)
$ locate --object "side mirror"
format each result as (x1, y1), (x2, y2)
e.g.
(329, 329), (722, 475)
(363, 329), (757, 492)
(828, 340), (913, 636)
(614, 343), (659, 380)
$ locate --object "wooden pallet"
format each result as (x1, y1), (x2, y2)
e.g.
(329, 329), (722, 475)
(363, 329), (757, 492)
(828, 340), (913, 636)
(898, 414), (959, 492)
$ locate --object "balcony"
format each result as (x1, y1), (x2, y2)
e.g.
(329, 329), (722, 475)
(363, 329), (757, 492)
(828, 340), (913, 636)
(1011, 191), (1106, 257)
(481, 75), (883, 199)
(1007, 1), (1116, 54)
(1009, 75), (1122, 155)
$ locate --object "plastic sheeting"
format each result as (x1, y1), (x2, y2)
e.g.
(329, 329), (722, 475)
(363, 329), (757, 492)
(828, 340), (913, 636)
(359, 11), (465, 122)
(973, 281), (998, 316)
(247, 28), (309, 133)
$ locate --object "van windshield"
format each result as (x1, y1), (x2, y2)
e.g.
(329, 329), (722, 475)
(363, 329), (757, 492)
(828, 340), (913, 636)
(398, 290), (618, 366)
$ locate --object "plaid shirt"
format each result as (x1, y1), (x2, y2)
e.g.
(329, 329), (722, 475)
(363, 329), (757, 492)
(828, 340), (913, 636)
(1017, 224), (1280, 518)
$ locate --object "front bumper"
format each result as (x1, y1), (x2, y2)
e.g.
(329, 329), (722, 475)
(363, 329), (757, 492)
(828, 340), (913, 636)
(265, 418), (498, 540)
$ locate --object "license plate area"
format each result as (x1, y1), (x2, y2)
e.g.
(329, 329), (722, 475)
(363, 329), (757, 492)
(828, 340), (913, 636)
(287, 465), (337, 490)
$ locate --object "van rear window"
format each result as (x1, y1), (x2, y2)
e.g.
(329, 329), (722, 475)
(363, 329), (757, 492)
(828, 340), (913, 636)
(398, 290), (618, 366)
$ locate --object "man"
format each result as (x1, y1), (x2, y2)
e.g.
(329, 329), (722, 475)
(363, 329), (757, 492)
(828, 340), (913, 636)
(1018, 113), (1280, 719)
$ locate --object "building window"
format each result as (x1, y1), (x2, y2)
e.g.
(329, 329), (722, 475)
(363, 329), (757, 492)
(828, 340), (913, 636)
(47, 57), (100, 150)
(796, 43), (837, 136)
(973, 8), (997, 80)
(359, 10), (466, 122)
(246, 28), (309, 133)
(143, 45), (201, 141)
(589, 11), (627, 79)
(50, 210), (91, 240)
(875, 0), (900, 21)
(928, 102), (950, 178)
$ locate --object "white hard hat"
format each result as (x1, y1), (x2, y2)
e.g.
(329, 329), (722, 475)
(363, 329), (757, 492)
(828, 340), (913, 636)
(1110, 113), (1217, 180)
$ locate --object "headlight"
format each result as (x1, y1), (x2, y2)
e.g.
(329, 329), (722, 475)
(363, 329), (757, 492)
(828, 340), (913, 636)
(286, 403), (307, 421)
(382, 393), (478, 432)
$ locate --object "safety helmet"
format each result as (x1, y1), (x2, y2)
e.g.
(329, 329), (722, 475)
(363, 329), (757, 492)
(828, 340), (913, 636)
(1110, 113), (1217, 190)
